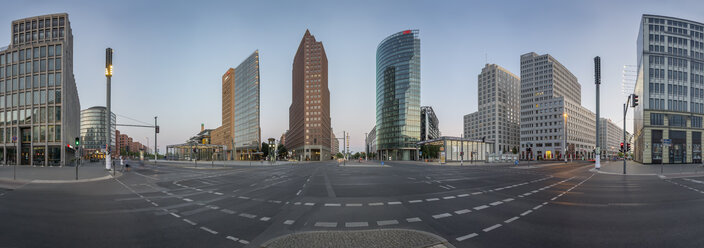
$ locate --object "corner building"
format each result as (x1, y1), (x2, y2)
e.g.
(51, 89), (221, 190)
(0, 13), (80, 165)
(376, 30), (421, 161)
(519, 52), (595, 161)
(288, 30), (331, 161)
(634, 15), (704, 164)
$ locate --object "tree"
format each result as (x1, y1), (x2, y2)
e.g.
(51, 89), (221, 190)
(277, 145), (288, 158)
(511, 146), (518, 154)
(352, 152), (360, 159)
(261, 142), (269, 158)
(420, 145), (441, 159)
(335, 152), (344, 159)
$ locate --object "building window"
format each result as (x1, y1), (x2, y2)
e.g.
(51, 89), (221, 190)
(669, 115), (686, 127)
(693, 116), (703, 128)
(651, 113), (664, 125)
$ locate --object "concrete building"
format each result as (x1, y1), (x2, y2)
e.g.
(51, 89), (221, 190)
(464, 64), (520, 154)
(287, 30), (331, 161)
(634, 15), (704, 164)
(420, 106), (440, 141)
(376, 30), (421, 161)
(366, 125), (377, 159)
(0, 13), (80, 165)
(598, 118), (630, 159)
(331, 130), (339, 155)
(79, 106), (115, 156)
(211, 51), (261, 160)
(519, 52), (596, 160)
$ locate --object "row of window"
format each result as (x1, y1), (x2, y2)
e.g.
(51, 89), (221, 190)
(0, 59), (63, 79)
(13, 17), (65, 32)
(0, 73), (62, 92)
(0, 125), (61, 144)
(650, 113), (703, 128)
(0, 107), (62, 126)
(0, 45), (62, 65)
(0, 90), (62, 108)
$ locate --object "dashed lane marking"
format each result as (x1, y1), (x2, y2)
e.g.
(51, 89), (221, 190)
(284, 220), (295, 225)
(200, 226), (218, 235)
(170, 213), (180, 218)
(377, 220), (399, 226)
(388, 201), (402, 205)
(226, 236), (239, 242)
(474, 205), (489, 210)
(454, 209), (472, 215)
(408, 200), (422, 203)
(315, 222), (338, 228)
(406, 217), (422, 223)
(369, 202), (384, 206)
(260, 217), (271, 221)
(346, 203), (362, 207)
(456, 233), (479, 241)
(520, 210), (533, 216)
(220, 209), (236, 214)
(345, 222), (369, 227)
(324, 203), (341, 207)
(426, 198), (439, 202)
(504, 216), (519, 223)
(489, 201), (503, 206)
(239, 213), (256, 219)
(183, 219), (197, 225)
(443, 196), (456, 200)
(483, 224), (502, 232)
(433, 213), (452, 219)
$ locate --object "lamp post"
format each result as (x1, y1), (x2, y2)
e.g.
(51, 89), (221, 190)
(105, 48), (113, 171)
(564, 112), (568, 163)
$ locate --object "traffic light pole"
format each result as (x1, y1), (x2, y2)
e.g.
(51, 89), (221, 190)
(623, 102), (627, 175)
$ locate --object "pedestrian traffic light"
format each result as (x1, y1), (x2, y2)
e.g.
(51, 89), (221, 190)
(627, 143), (631, 152)
(631, 94), (639, 107)
(620, 142), (624, 152)
(75, 137), (80, 146)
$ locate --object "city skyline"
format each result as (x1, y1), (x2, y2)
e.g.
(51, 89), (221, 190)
(1, 0), (703, 153)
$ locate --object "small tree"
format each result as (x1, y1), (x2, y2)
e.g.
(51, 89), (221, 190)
(511, 146), (518, 154)
(277, 145), (288, 159)
(261, 142), (269, 158)
(335, 152), (344, 159)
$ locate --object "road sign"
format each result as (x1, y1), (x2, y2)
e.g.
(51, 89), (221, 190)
(662, 139), (672, 145)
(12, 136), (17, 142)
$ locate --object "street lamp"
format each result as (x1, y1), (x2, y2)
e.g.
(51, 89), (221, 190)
(105, 48), (113, 171)
(563, 112), (568, 163)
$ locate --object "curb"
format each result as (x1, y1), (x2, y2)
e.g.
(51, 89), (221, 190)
(0, 171), (123, 184)
(260, 228), (455, 248)
(589, 168), (657, 176)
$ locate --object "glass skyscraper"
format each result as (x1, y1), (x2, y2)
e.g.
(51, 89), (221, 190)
(233, 51), (260, 159)
(375, 30), (421, 161)
(0, 13), (80, 166)
(634, 15), (704, 164)
(80, 106), (115, 155)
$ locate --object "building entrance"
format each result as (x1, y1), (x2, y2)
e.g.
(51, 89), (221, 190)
(670, 131), (686, 164)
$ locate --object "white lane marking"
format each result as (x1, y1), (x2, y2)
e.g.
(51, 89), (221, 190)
(406, 217), (422, 223)
(305, 202), (315, 206)
(151, 202), (159, 206)
(238, 196), (250, 200)
(432, 213), (452, 219)
(542, 202), (549, 205)
(239, 240), (249, 244)
(315, 222), (338, 227)
(294, 202), (302, 205)
(260, 217), (271, 221)
(457, 194), (469, 198)
(504, 216), (519, 223)
(377, 220), (399, 226)
(206, 205), (219, 210)
(170, 213), (181, 218)
(284, 220), (295, 225)
(456, 233), (479, 241)
(474, 205), (489, 210)
(439, 185), (451, 190)
(483, 224), (502, 232)
(239, 213), (257, 219)
(220, 209), (236, 214)
(426, 198), (439, 201)
(200, 226), (218, 234)
(345, 222), (369, 227)
(503, 198), (514, 202)
(324, 203), (341, 207)
(454, 209), (471, 215)
(551, 197), (558, 201)
(446, 185), (456, 189)
(443, 196), (456, 200)
(388, 201), (402, 205)
(213, 192), (223, 195)
(183, 198), (193, 202)
(346, 203), (362, 207)
(471, 192), (482, 195)
(520, 210), (533, 216)
(533, 205), (543, 210)
(490, 201), (503, 206)
(408, 200), (422, 203)
(369, 202), (384, 206)
(183, 219), (197, 225)
(226, 236), (239, 242)
(296, 190), (302, 195)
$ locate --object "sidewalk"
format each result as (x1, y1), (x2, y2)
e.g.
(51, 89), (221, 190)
(262, 229), (453, 248)
(593, 160), (704, 177)
(0, 162), (119, 183)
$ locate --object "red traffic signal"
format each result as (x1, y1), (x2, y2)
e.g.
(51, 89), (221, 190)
(620, 142), (624, 152)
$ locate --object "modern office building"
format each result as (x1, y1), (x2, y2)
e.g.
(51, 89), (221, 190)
(0, 13), (80, 165)
(376, 29), (421, 161)
(331, 130), (339, 155)
(211, 51), (261, 160)
(634, 15), (704, 164)
(79, 106), (115, 154)
(420, 106), (440, 141)
(519, 52), (596, 160)
(464, 64), (520, 154)
(598, 118), (630, 159)
(366, 125), (377, 158)
(288, 30), (331, 161)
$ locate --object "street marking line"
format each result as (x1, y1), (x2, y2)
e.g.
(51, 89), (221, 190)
(183, 198), (193, 202)
(520, 210), (533, 216)
(426, 198), (440, 201)
(490, 201), (503, 206)
(213, 192), (223, 195)
(305, 203), (315, 206)
(239, 240), (249, 244)
(283, 220), (295, 225)
(456, 233), (479, 241)
(239, 213), (257, 219)
(377, 220), (399, 226)
(503, 198), (514, 202)
(238, 196), (250, 200)
(443, 196), (456, 200)
(408, 200), (422, 203)
(315, 222), (338, 227)
(454, 209), (471, 215)
(388, 201), (402, 205)
(474, 205), (489, 210)
(170, 213), (181, 218)
(200, 226), (218, 235)
(324, 203), (341, 207)
(457, 194), (469, 198)
(504, 217), (519, 223)
(151, 202), (159, 206)
(369, 202), (384, 206)
(432, 213), (452, 219)
(533, 205), (543, 210)
(183, 219), (197, 225)
(226, 236), (239, 242)
(483, 224), (502, 232)
(345, 222), (369, 227)
(260, 217), (271, 221)
(220, 209), (236, 214)
(406, 217), (422, 223)
(346, 203), (362, 207)
(471, 192), (482, 195)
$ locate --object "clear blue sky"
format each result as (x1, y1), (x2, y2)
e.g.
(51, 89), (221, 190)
(1, 0), (702, 153)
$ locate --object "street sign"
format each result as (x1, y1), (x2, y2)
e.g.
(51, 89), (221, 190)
(662, 139), (672, 145)
(12, 136), (17, 142)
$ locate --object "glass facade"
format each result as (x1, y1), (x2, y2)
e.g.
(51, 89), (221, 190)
(375, 30), (421, 161)
(233, 51), (261, 159)
(0, 14), (77, 166)
(79, 106), (115, 151)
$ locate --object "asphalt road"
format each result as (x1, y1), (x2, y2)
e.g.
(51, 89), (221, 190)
(1, 160), (704, 247)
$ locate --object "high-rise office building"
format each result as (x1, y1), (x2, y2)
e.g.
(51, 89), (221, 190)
(288, 30), (331, 161)
(420, 106), (440, 141)
(376, 30), (421, 161)
(464, 64), (520, 154)
(598, 118), (629, 159)
(211, 51), (261, 160)
(0, 13), (80, 165)
(634, 15), (704, 164)
(519, 52), (595, 160)
(80, 106), (115, 153)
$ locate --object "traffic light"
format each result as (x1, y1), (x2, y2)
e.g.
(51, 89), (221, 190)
(156, 126), (160, 134)
(620, 142), (624, 152)
(631, 94), (639, 107)
(627, 143), (631, 152)
(75, 137), (80, 146)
